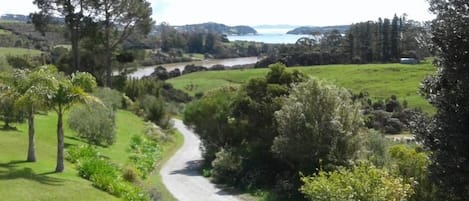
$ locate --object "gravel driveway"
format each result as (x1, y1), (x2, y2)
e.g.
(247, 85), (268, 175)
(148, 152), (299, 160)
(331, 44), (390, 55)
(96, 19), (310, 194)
(160, 119), (242, 201)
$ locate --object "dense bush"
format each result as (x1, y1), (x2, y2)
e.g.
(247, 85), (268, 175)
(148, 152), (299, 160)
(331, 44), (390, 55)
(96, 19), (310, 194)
(144, 122), (174, 143)
(210, 148), (242, 184)
(273, 78), (363, 173)
(68, 103), (116, 146)
(93, 87), (123, 110)
(300, 162), (413, 201)
(132, 95), (167, 126)
(361, 94), (421, 134)
(66, 145), (99, 163)
(124, 77), (163, 101)
(363, 130), (390, 167)
(388, 145), (437, 201)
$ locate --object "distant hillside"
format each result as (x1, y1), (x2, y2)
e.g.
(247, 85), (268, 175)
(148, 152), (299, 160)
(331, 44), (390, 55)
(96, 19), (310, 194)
(174, 22), (257, 35)
(0, 14), (64, 24)
(287, 25), (350, 35)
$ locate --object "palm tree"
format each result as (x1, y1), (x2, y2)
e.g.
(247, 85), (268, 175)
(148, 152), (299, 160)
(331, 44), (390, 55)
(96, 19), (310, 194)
(13, 67), (56, 162)
(47, 71), (98, 172)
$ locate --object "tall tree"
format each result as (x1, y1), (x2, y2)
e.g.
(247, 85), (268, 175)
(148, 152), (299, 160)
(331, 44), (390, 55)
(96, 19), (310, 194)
(32, 0), (90, 72)
(91, 0), (153, 87)
(47, 72), (97, 172)
(382, 18), (391, 61)
(391, 14), (400, 61)
(13, 67), (56, 162)
(417, 0), (469, 200)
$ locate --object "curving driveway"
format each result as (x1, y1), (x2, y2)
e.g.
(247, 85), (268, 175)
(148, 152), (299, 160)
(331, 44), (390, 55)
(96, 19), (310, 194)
(160, 119), (242, 201)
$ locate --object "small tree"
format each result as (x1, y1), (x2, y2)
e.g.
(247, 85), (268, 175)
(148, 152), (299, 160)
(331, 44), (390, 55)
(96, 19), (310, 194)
(68, 103), (116, 146)
(272, 78), (363, 172)
(48, 72), (98, 172)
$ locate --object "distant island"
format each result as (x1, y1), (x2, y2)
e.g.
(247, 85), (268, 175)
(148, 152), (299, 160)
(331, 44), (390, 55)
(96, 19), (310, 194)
(287, 25), (350, 34)
(174, 22), (257, 35)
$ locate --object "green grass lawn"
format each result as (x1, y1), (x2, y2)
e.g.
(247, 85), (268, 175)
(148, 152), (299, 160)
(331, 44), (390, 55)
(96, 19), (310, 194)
(168, 62), (436, 112)
(0, 29), (11, 35)
(0, 112), (119, 201)
(0, 47), (42, 57)
(0, 110), (179, 201)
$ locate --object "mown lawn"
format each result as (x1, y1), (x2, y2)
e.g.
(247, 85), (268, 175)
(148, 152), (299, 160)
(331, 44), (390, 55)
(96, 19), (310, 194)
(0, 110), (179, 201)
(168, 62), (436, 112)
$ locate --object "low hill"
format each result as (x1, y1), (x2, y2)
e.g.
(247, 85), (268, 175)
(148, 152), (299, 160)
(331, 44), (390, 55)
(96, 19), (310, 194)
(174, 22), (257, 35)
(167, 62), (435, 113)
(286, 25), (350, 34)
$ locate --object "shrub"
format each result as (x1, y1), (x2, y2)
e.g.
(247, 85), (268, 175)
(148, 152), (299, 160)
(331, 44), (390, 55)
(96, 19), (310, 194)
(300, 162), (413, 201)
(364, 130), (390, 167)
(77, 157), (118, 180)
(122, 166), (140, 183)
(66, 145), (99, 163)
(211, 148), (242, 184)
(128, 135), (162, 179)
(93, 87), (123, 110)
(71, 147), (149, 201)
(384, 118), (403, 134)
(144, 122), (174, 143)
(132, 95), (166, 126)
(123, 77), (162, 101)
(68, 103), (116, 146)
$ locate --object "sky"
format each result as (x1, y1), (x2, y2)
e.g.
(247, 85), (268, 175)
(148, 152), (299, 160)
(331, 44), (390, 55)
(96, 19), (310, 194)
(0, 0), (435, 26)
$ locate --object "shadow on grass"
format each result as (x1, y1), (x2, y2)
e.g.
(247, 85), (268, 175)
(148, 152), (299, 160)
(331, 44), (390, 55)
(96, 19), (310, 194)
(0, 160), (64, 185)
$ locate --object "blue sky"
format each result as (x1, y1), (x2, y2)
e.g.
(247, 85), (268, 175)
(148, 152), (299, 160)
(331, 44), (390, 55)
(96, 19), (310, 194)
(0, 0), (435, 26)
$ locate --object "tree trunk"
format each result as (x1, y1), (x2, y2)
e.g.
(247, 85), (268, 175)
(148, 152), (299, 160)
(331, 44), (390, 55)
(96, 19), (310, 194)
(26, 109), (36, 162)
(104, 2), (113, 88)
(55, 110), (64, 173)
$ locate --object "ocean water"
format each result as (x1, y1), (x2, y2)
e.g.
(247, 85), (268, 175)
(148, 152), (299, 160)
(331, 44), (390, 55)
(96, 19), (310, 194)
(227, 28), (310, 44)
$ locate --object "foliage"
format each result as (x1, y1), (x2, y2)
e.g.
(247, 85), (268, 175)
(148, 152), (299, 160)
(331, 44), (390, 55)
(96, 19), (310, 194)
(47, 71), (98, 172)
(183, 86), (239, 161)
(272, 78), (363, 172)
(66, 145), (100, 163)
(93, 87), (123, 110)
(184, 64), (306, 197)
(363, 130), (389, 167)
(68, 103), (116, 146)
(132, 95), (167, 126)
(388, 145), (437, 201)
(128, 135), (161, 179)
(210, 148), (243, 183)
(413, 1), (469, 200)
(0, 84), (24, 129)
(124, 77), (162, 101)
(300, 162), (413, 201)
(68, 145), (149, 201)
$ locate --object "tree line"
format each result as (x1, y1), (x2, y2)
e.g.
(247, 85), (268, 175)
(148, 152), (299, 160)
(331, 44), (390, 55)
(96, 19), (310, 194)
(256, 14), (432, 67)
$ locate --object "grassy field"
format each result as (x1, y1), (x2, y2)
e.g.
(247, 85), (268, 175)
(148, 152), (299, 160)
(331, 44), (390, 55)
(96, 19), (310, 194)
(0, 29), (11, 35)
(168, 61), (436, 112)
(0, 47), (42, 57)
(0, 110), (179, 201)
